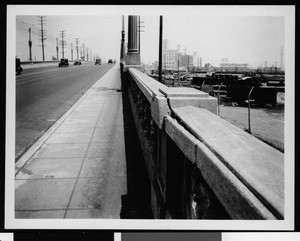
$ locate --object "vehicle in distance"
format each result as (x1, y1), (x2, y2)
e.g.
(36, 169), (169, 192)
(74, 59), (81, 65)
(108, 59), (113, 63)
(16, 58), (23, 75)
(58, 58), (69, 67)
(95, 58), (102, 65)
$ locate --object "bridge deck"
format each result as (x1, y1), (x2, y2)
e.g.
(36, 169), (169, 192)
(14, 64), (284, 219)
(15, 64), (127, 218)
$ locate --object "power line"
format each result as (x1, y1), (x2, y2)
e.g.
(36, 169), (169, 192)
(16, 19), (39, 31)
(16, 23), (39, 35)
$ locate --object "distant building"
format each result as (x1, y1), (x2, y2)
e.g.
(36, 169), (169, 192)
(163, 39), (170, 51)
(181, 54), (193, 69)
(150, 61), (159, 73)
(221, 58), (229, 63)
(193, 51), (198, 66)
(163, 49), (178, 70)
(199, 57), (202, 68)
(220, 62), (249, 71)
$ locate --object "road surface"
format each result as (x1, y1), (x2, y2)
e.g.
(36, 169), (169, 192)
(16, 62), (114, 161)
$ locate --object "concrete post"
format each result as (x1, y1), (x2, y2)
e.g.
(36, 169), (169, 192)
(128, 16), (139, 53)
(125, 15), (140, 65)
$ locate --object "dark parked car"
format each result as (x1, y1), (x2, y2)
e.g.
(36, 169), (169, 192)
(74, 59), (81, 65)
(16, 58), (23, 75)
(58, 58), (69, 67)
(95, 58), (102, 65)
(108, 59), (113, 63)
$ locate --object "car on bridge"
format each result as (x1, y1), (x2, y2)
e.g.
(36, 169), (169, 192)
(95, 58), (102, 65)
(16, 58), (23, 75)
(58, 58), (69, 67)
(74, 59), (81, 65)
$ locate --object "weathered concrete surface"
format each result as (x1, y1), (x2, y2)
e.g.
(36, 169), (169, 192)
(172, 105), (284, 219)
(127, 70), (218, 128)
(164, 112), (278, 219)
(196, 141), (277, 219)
(15, 64), (127, 219)
(159, 87), (209, 98)
(151, 96), (170, 129)
(160, 87), (218, 115)
(129, 68), (166, 101)
(164, 115), (198, 163)
(125, 53), (140, 65)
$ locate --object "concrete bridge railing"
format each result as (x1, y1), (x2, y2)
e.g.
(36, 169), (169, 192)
(120, 62), (284, 220)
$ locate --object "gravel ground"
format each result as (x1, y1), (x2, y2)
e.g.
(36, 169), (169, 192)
(220, 105), (284, 152)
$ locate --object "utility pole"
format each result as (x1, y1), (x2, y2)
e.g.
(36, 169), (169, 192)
(82, 43), (85, 60)
(158, 15), (163, 83)
(87, 48), (89, 61)
(38, 16), (46, 61)
(71, 43), (73, 61)
(75, 38), (79, 60)
(56, 38), (59, 60)
(28, 28), (32, 61)
(60, 30), (66, 59)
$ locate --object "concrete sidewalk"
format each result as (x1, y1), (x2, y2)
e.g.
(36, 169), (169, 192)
(15, 64), (127, 218)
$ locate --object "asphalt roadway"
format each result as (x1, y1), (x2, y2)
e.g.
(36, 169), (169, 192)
(16, 62), (114, 161)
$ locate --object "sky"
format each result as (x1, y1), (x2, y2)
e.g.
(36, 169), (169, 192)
(139, 15), (284, 68)
(16, 15), (122, 62)
(14, 6), (287, 68)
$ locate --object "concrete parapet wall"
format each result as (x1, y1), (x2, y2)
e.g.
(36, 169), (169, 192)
(128, 68), (217, 128)
(168, 106), (283, 219)
(122, 66), (284, 220)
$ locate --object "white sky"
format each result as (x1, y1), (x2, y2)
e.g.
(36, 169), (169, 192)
(141, 16), (285, 68)
(16, 15), (122, 62)
(14, 6), (288, 68)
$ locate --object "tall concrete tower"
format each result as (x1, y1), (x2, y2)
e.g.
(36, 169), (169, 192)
(125, 15), (140, 65)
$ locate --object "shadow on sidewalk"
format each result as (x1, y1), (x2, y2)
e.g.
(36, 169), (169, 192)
(120, 82), (154, 219)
